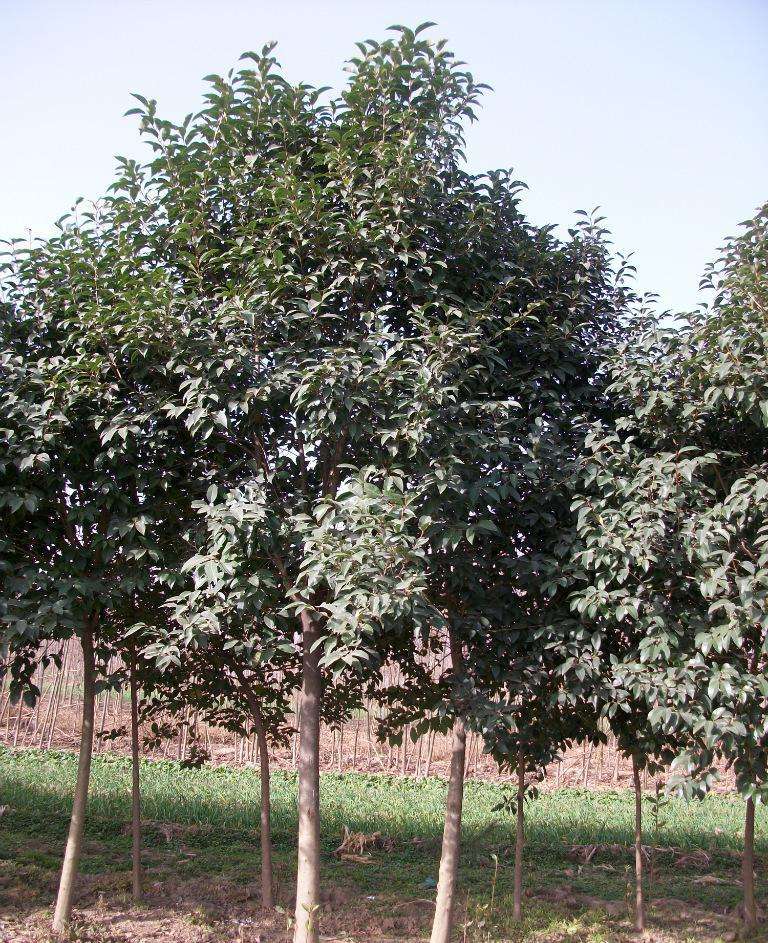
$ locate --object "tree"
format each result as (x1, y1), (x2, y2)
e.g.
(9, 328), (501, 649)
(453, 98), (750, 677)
(89, 26), (496, 941)
(1, 25), (645, 941)
(145, 479), (303, 909)
(658, 203), (768, 931)
(9, 30), (452, 939)
(140, 648), (296, 909)
(375, 200), (635, 941)
(0, 210), (199, 932)
(566, 433), (716, 930)
(564, 201), (768, 931)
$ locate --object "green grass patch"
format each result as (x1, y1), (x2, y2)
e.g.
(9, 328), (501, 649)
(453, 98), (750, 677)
(0, 746), (765, 940)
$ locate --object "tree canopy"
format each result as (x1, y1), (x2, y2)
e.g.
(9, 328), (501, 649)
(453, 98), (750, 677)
(1, 23), (765, 941)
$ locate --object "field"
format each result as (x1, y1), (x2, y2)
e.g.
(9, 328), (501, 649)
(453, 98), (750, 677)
(0, 748), (765, 942)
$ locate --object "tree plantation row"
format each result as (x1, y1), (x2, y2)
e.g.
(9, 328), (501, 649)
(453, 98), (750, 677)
(1, 24), (766, 943)
(2, 643), (695, 791)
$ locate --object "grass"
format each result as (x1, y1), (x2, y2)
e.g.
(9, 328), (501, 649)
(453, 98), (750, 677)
(0, 746), (766, 941)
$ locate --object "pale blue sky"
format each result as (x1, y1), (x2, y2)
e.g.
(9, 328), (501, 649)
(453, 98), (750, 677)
(2, 0), (766, 312)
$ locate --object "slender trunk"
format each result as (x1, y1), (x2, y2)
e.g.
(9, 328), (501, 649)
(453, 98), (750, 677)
(52, 623), (96, 934)
(12, 699), (23, 747)
(0, 692), (10, 729)
(430, 629), (468, 943)
(743, 796), (757, 931)
(230, 662), (275, 910)
(429, 716), (467, 943)
(632, 756), (644, 934)
(425, 728), (436, 778)
(254, 718), (274, 909)
(179, 705), (189, 761)
(47, 641), (70, 750)
(513, 748), (525, 921)
(129, 656), (142, 902)
(34, 662), (47, 728)
(464, 733), (474, 781)
(292, 691), (300, 770)
(241, 690), (274, 909)
(97, 685), (109, 752)
(37, 662), (60, 748)
(294, 613), (322, 943)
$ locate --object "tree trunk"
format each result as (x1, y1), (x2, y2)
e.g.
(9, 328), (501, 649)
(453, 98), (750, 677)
(47, 640), (70, 749)
(254, 718), (274, 909)
(743, 796), (757, 931)
(429, 716), (467, 943)
(52, 623), (96, 934)
(248, 701), (274, 909)
(129, 655), (142, 903)
(232, 664), (275, 910)
(632, 755), (644, 934)
(513, 747), (525, 922)
(294, 613), (322, 943)
(425, 728), (436, 777)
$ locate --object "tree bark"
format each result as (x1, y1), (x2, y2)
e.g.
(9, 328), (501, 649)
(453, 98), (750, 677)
(52, 623), (96, 934)
(239, 684), (274, 910)
(254, 714), (274, 909)
(632, 755), (644, 934)
(430, 628), (468, 943)
(513, 747), (525, 922)
(743, 796), (757, 931)
(425, 728), (436, 778)
(429, 716), (467, 943)
(294, 612), (322, 943)
(231, 662), (275, 910)
(129, 655), (142, 902)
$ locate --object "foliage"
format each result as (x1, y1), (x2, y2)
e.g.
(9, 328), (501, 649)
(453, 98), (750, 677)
(563, 202), (768, 798)
(0, 215), (197, 699)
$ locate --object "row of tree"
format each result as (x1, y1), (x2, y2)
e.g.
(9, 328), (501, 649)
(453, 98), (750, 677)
(1, 24), (766, 941)
(3, 648), (680, 786)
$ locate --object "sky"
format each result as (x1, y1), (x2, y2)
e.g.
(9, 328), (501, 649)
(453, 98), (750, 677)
(2, 0), (766, 313)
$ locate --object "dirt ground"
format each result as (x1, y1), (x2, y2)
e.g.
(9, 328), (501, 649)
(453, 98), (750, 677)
(0, 860), (758, 943)
(2, 868), (431, 943)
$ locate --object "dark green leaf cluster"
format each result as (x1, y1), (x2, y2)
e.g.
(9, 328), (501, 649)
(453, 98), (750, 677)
(563, 202), (768, 799)
(2, 26), (634, 776)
